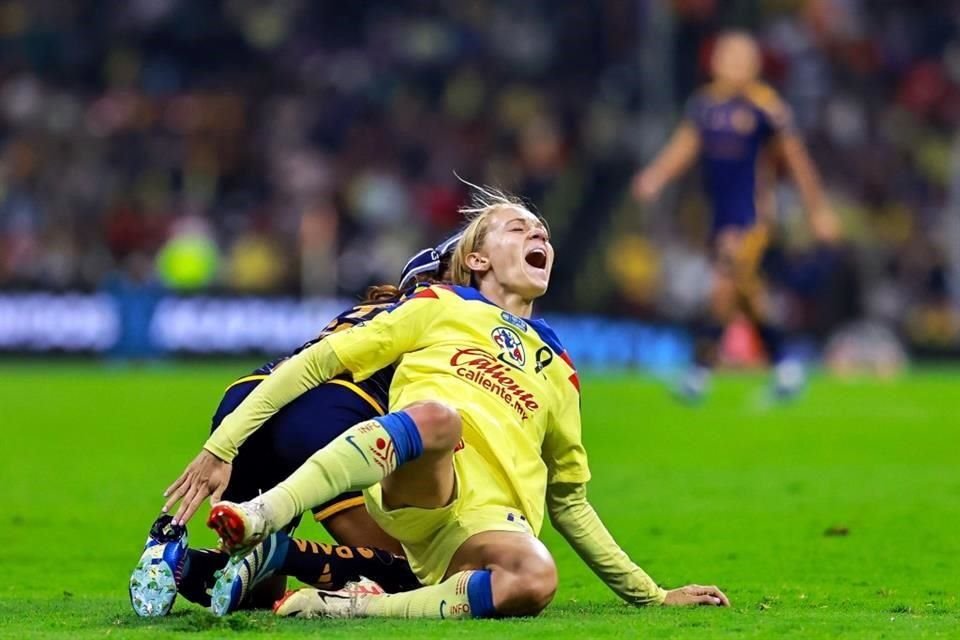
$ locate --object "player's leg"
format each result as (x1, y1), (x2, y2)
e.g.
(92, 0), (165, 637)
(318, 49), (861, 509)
(676, 235), (740, 403)
(731, 226), (806, 398)
(208, 400), (461, 551)
(211, 400), (563, 618)
(363, 529), (556, 618)
(322, 501), (403, 555)
(241, 382), (415, 592)
(208, 388), (424, 615)
(276, 448), (556, 619)
(212, 505), (420, 616)
(242, 382), (414, 592)
(275, 530), (557, 619)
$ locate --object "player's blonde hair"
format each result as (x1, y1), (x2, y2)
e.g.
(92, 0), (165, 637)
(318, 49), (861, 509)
(448, 181), (543, 287)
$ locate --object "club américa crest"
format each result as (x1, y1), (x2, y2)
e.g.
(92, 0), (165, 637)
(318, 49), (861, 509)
(491, 326), (525, 367)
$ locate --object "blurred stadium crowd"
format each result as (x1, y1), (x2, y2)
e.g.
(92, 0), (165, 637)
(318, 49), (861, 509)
(1, 0), (958, 351)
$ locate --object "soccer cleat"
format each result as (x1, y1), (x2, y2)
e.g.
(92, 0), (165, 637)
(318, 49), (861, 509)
(673, 366), (710, 405)
(210, 531), (290, 616)
(207, 498), (270, 556)
(771, 360), (807, 401)
(129, 514), (189, 617)
(273, 578), (385, 619)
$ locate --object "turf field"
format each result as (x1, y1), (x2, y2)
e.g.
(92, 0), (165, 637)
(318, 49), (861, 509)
(1, 362), (958, 638)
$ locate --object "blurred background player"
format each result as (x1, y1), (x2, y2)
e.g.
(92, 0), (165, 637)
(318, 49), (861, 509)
(632, 31), (841, 402)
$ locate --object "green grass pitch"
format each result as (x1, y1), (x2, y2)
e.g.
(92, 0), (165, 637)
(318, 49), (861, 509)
(1, 362), (958, 638)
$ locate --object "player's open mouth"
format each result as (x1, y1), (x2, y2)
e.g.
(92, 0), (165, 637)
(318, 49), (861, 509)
(525, 247), (548, 271)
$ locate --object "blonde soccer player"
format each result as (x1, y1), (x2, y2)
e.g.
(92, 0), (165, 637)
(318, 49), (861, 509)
(164, 188), (730, 619)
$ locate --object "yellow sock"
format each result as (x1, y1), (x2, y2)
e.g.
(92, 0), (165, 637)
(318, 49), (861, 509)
(364, 570), (495, 619)
(259, 416), (414, 528)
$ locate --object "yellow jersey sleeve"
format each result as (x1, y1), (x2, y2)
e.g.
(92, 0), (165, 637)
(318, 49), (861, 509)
(547, 482), (666, 605)
(542, 362), (591, 485)
(204, 288), (444, 462)
(326, 287), (443, 381)
(205, 339), (346, 461)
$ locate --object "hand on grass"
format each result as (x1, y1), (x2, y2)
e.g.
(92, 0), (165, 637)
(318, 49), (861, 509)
(162, 449), (232, 525)
(663, 584), (730, 607)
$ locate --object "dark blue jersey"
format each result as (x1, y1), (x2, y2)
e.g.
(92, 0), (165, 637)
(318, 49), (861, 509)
(685, 82), (793, 233)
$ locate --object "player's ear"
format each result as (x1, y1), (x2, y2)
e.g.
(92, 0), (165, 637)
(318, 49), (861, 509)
(466, 251), (490, 275)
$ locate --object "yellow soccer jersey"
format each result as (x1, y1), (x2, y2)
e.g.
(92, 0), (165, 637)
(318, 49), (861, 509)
(325, 284), (590, 535)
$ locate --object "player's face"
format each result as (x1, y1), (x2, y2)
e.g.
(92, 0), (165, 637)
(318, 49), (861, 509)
(472, 206), (553, 299)
(711, 34), (760, 87)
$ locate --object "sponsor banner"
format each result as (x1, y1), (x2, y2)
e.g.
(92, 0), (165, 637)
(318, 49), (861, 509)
(0, 291), (692, 370)
(149, 296), (349, 354)
(0, 293), (119, 351)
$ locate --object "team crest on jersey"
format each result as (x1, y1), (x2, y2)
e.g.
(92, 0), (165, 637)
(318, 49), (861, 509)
(491, 326), (525, 367)
(500, 311), (528, 332)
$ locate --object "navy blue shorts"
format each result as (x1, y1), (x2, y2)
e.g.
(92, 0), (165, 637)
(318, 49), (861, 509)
(210, 377), (384, 525)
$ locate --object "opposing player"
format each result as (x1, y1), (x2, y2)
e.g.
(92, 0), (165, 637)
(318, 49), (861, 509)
(165, 186), (730, 620)
(129, 242), (459, 617)
(632, 31), (840, 401)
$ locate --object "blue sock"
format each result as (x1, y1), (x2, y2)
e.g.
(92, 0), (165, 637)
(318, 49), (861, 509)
(373, 410), (423, 466)
(466, 570), (496, 618)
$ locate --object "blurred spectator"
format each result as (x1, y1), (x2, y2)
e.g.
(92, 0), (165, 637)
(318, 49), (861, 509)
(0, 0), (958, 353)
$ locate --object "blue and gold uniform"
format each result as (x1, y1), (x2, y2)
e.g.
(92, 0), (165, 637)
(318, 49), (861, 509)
(684, 82), (795, 295)
(685, 81), (792, 234)
(212, 302), (394, 524)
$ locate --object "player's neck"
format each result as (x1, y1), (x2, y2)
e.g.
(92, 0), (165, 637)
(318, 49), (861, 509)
(478, 283), (535, 318)
(712, 78), (751, 95)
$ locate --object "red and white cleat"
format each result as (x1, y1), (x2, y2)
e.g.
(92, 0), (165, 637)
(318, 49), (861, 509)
(207, 499), (270, 556)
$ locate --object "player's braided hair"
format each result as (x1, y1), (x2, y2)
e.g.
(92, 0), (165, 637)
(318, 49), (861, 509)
(361, 273), (446, 304)
(361, 284), (403, 304)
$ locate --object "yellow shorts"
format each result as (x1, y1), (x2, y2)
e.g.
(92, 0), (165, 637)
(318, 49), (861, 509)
(363, 453), (534, 585)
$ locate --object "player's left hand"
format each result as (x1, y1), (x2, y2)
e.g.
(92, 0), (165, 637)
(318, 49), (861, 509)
(810, 208), (842, 245)
(631, 170), (663, 204)
(162, 449), (232, 525)
(662, 584), (731, 607)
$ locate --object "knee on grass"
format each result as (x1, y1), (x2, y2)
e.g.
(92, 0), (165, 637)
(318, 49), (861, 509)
(492, 555), (558, 617)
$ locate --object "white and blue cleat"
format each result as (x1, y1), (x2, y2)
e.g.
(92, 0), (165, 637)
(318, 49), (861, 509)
(129, 514), (189, 617)
(211, 531), (290, 616)
(673, 366), (711, 405)
(771, 360), (807, 401)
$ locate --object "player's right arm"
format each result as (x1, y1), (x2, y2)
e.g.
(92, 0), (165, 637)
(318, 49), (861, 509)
(204, 289), (440, 461)
(632, 121), (701, 203)
(163, 288), (441, 523)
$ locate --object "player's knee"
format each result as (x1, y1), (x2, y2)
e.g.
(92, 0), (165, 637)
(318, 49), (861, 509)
(495, 555), (558, 616)
(403, 401), (461, 452)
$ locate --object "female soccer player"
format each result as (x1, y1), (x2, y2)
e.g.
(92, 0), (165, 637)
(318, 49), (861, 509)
(130, 242), (458, 617)
(633, 31), (840, 401)
(166, 187), (730, 619)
